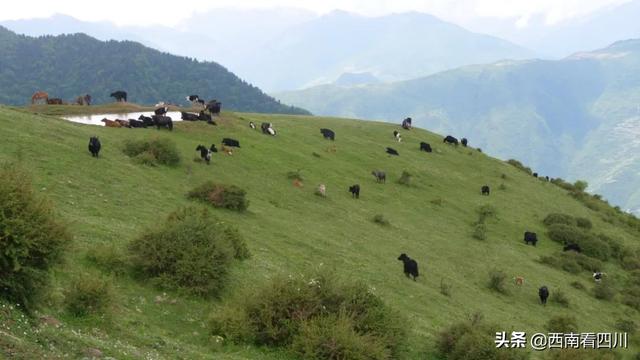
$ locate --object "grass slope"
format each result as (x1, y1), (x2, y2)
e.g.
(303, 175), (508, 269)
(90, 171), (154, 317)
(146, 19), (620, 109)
(0, 104), (638, 359)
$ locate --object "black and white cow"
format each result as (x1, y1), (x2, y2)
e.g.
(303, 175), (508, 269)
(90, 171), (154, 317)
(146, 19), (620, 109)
(196, 144), (212, 165)
(249, 122), (256, 129)
(393, 130), (402, 142)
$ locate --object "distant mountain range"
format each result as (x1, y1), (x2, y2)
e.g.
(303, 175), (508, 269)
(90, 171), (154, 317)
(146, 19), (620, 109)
(275, 40), (640, 213)
(0, 27), (308, 114)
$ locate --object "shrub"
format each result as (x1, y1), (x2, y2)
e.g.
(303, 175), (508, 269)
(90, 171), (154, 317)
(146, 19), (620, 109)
(575, 217), (592, 229)
(622, 285), (640, 311)
(498, 183), (507, 191)
(122, 137), (180, 166)
(506, 159), (532, 175)
(574, 180), (588, 192)
(593, 282), (616, 301)
(546, 224), (610, 261)
(398, 171), (412, 186)
(570, 281), (585, 290)
(551, 289), (570, 307)
(543, 213), (575, 227)
(129, 206), (249, 297)
(546, 315), (578, 333)
(187, 181), (249, 211)
(501, 173), (508, 179)
(430, 198), (444, 206)
(488, 269), (508, 294)
(286, 170), (304, 181)
(477, 204), (497, 223)
(0, 164), (71, 310)
(86, 243), (129, 276)
(622, 254), (640, 270)
(211, 271), (406, 357)
(373, 214), (390, 226)
(472, 223), (487, 241)
(440, 279), (452, 297)
(64, 274), (114, 317)
(615, 319), (636, 334)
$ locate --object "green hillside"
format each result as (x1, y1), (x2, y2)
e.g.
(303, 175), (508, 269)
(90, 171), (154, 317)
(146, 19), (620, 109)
(0, 26), (308, 115)
(0, 104), (639, 359)
(274, 39), (640, 214)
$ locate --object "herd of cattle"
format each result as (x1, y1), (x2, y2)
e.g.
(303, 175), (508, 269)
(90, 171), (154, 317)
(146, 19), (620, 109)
(86, 108), (597, 305)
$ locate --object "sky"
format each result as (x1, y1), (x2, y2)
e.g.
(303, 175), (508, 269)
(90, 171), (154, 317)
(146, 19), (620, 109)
(0, 0), (632, 27)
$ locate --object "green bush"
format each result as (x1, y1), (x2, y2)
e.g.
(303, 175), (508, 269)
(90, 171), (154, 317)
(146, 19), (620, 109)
(86, 243), (129, 276)
(0, 164), (71, 310)
(506, 159), (533, 175)
(546, 315), (578, 333)
(64, 274), (114, 317)
(488, 269), (508, 294)
(551, 289), (570, 307)
(574, 180), (588, 192)
(440, 279), (452, 297)
(498, 183), (507, 191)
(575, 217), (592, 229)
(210, 271), (406, 357)
(546, 224), (610, 261)
(622, 285), (640, 311)
(373, 214), (390, 226)
(398, 171), (412, 186)
(543, 213), (575, 227)
(472, 223), (487, 240)
(570, 281), (585, 290)
(593, 282), (616, 301)
(129, 206), (249, 297)
(477, 204), (497, 223)
(187, 181), (249, 212)
(615, 319), (636, 334)
(122, 137), (180, 166)
(286, 170), (304, 181)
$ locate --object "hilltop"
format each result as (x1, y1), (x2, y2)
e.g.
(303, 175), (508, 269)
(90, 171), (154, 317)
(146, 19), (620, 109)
(0, 104), (638, 359)
(0, 27), (308, 115)
(275, 39), (640, 214)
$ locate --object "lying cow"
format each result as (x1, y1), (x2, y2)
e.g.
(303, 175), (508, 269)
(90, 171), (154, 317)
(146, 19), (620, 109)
(138, 115), (154, 127)
(222, 138), (240, 148)
(398, 253), (419, 281)
(128, 119), (146, 128)
(320, 128), (335, 141)
(101, 118), (121, 128)
(115, 119), (130, 128)
(198, 111), (212, 122)
(181, 112), (199, 121)
(386, 147), (399, 156)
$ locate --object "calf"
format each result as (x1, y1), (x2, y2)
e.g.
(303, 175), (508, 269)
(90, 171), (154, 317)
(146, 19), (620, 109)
(539, 286), (549, 305)
(419, 142), (432, 152)
(101, 118), (121, 128)
(155, 106), (169, 116)
(461, 138), (468, 147)
(386, 147), (399, 156)
(181, 112), (199, 121)
(348, 184), (360, 199)
(393, 130), (402, 142)
(563, 243), (581, 253)
(88, 136), (101, 157)
(320, 128), (335, 141)
(371, 170), (386, 183)
(524, 231), (538, 246)
(481, 185), (490, 195)
(398, 253), (419, 281)
(222, 138), (240, 148)
(514, 276), (524, 286)
(196, 145), (212, 165)
(443, 135), (458, 145)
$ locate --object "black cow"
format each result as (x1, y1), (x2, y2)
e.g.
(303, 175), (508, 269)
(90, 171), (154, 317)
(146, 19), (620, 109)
(419, 142), (432, 152)
(206, 100), (222, 115)
(524, 231), (538, 246)
(401, 117), (412, 130)
(152, 115), (173, 131)
(443, 135), (459, 145)
(461, 138), (468, 147)
(88, 136), (101, 157)
(320, 128), (335, 141)
(481, 185), (490, 195)
(155, 106), (169, 116)
(539, 286), (549, 305)
(138, 115), (154, 127)
(222, 138), (240, 148)
(386, 147), (399, 156)
(398, 253), (419, 281)
(371, 170), (386, 183)
(209, 144), (218, 153)
(545, 176), (550, 181)
(181, 112), (199, 121)
(533, 172), (538, 178)
(110, 91), (127, 102)
(198, 111), (212, 121)
(196, 145), (212, 165)
(349, 184), (360, 199)
(563, 243), (581, 253)
(128, 119), (146, 128)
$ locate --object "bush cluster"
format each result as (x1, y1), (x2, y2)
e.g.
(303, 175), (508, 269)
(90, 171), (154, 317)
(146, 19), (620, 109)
(86, 243), (129, 276)
(122, 137), (180, 166)
(210, 271), (406, 359)
(373, 214), (390, 226)
(398, 171), (412, 186)
(187, 181), (249, 212)
(546, 315), (578, 333)
(0, 164), (71, 310)
(592, 281), (616, 301)
(506, 159), (533, 175)
(472, 223), (487, 241)
(539, 252), (603, 274)
(64, 274), (114, 317)
(488, 269), (508, 294)
(129, 206), (249, 297)
(546, 224), (611, 261)
(551, 289), (570, 307)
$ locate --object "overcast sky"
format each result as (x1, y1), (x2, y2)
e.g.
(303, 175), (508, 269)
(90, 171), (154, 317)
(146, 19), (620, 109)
(0, 0), (631, 27)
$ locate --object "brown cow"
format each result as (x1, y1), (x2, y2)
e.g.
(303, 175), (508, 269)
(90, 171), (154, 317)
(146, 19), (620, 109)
(31, 91), (48, 104)
(101, 118), (122, 128)
(114, 119), (130, 128)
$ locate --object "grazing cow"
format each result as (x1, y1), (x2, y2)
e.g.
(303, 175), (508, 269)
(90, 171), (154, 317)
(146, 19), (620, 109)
(222, 138), (240, 148)
(443, 135), (459, 145)
(371, 170), (386, 183)
(128, 119), (146, 128)
(138, 115), (154, 127)
(398, 253), (419, 281)
(481, 185), (490, 195)
(533, 172), (538, 178)
(545, 176), (550, 181)
(317, 184), (326, 197)
(524, 231), (538, 246)
(393, 130), (402, 142)
(88, 136), (101, 157)
(101, 118), (121, 128)
(249, 122), (256, 129)
(515, 276), (524, 286)
(181, 112), (199, 121)
(110, 91), (127, 102)
(461, 138), (468, 147)
(386, 147), (399, 156)
(320, 128), (335, 141)
(401, 117), (412, 130)
(152, 115), (173, 131)
(46, 98), (63, 105)
(419, 142), (432, 153)
(155, 106), (169, 116)
(349, 184), (360, 199)
(115, 119), (130, 128)
(593, 272), (605, 282)
(196, 145), (212, 165)
(563, 243), (581, 253)
(206, 100), (222, 115)
(261, 122), (276, 136)
(538, 286), (549, 305)
(31, 91), (49, 104)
